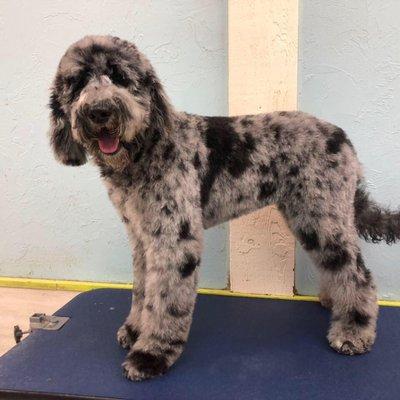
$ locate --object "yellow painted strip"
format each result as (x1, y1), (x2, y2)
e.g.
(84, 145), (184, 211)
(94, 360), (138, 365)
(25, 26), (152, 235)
(0, 277), (399, 307)
(377, 300), (400, 307)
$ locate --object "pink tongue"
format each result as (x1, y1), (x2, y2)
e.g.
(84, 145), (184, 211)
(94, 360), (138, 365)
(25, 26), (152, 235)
(98, 133), (119, 154)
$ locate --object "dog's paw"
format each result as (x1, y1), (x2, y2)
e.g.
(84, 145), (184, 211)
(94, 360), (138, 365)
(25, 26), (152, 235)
(329, 335), (373, 355)
(122, 350), (168, 381)
(117, 324), (139, 349)
(328, 320), (376, 355)
(319, 295), (333, 309)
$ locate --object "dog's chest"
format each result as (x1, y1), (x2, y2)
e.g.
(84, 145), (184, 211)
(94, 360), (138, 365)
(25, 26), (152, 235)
(103, 178), (144, 236)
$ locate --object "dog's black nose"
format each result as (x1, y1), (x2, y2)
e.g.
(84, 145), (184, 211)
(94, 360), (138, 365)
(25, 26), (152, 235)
(88, 106), (112, 124)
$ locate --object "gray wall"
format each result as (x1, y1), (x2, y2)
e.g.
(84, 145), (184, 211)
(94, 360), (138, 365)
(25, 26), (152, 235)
(0, 0), (229, 288)
(297, 0), (400, 299)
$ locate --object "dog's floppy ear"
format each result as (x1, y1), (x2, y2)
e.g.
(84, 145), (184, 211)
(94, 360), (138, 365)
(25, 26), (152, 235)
(48, 89), (87, 166)
(147, 72), (173, 135)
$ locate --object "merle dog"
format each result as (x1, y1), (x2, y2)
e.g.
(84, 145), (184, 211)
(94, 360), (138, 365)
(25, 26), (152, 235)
(48, 35), (400, 380)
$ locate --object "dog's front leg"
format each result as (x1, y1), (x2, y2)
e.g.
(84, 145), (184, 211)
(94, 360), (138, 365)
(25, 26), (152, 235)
(122, 205), (203, 381)
(117, 238), (146, 349)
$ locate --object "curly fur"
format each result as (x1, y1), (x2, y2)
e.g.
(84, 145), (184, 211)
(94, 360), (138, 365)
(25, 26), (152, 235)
(48, 35), (399, 380)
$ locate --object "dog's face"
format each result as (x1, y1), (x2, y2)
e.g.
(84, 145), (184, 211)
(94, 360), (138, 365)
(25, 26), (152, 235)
(49, 35), (171, 166)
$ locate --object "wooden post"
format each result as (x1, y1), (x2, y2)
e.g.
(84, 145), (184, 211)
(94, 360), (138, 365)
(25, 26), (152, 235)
(228, 0), (298, 295)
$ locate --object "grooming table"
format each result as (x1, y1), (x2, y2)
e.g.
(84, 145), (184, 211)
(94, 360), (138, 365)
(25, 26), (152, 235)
(0, 289), (399, 399)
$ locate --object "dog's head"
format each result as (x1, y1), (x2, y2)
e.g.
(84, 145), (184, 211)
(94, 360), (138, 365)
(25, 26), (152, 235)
(49, 35), (172, 166)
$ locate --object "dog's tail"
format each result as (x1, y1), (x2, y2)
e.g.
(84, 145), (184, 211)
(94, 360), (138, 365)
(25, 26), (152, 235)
(354, 183), (400, 244)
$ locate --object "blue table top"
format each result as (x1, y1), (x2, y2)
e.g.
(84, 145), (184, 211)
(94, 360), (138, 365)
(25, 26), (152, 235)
(0, 289), (399, 399)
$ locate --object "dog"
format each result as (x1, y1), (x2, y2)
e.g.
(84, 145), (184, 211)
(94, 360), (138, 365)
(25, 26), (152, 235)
(48, 35), (400, 381)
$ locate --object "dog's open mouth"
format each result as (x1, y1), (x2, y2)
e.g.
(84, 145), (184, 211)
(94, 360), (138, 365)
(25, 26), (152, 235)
(97, 129), (120, 154)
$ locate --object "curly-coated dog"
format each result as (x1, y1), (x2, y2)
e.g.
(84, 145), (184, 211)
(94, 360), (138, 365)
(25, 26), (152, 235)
(48, 35), (400, 381)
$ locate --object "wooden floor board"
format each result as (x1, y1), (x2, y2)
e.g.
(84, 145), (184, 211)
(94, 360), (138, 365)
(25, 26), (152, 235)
(0, 288), (77, 356)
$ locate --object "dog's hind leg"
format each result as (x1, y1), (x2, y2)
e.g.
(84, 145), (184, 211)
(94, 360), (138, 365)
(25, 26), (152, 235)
(294, 215), (377, 354)
(117, 238), (146, 349)
(280, 186), (378, 355)
(318, 245), (378, 355)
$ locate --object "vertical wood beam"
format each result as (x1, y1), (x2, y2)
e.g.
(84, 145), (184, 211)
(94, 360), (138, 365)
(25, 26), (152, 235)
(228, 0), (298, 294)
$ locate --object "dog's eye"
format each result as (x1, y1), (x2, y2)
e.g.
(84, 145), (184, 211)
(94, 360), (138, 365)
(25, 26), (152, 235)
(65, 70), (90, 101)
(109, 66), (130, 87)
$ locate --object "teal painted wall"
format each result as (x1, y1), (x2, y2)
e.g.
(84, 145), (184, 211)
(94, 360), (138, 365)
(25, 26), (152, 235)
(0, 0), (229, 288)
(297, 0), (400, 299)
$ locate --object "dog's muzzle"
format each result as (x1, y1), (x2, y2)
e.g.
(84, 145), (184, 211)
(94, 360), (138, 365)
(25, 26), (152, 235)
(85, 102), (120, 155)
(76, 76), (129, 155)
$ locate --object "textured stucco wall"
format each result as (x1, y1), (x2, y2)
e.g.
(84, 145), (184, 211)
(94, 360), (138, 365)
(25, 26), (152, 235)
(0, 0), (228, 288)
(297, 0), (400, 299)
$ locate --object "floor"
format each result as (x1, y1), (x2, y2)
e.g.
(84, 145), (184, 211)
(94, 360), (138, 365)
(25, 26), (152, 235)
(0, 288), (78, 356)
